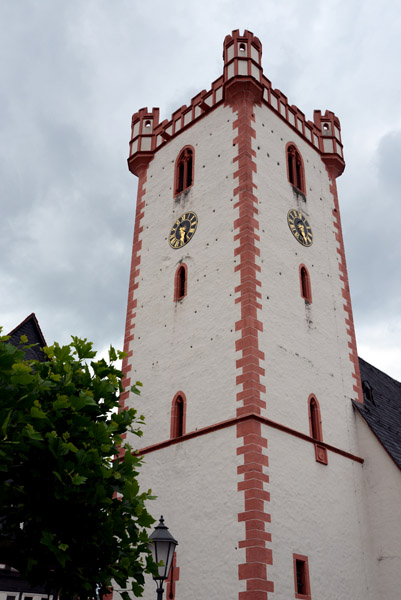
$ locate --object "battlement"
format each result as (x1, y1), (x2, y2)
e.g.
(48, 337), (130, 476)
(128, 30), (345, 177)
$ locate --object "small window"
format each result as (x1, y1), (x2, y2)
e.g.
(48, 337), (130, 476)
(299, 265), (312, 303)
(309, 397), (321, 442)
(293, 554), (311, 599)
(308, 395), (327, 465)
(174, 264), (188, 301)
(171, 392), (186, 439)
(362, 380), (374, 404)
(287, 144), (305, 194)
(175, 147), (194, 195)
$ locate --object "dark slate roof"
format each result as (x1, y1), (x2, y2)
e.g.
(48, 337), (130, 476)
(354, 357), (401, 470)
(7, 313), (47, 362)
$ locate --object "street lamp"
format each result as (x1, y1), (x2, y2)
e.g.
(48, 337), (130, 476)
(148, 516), (178, 600)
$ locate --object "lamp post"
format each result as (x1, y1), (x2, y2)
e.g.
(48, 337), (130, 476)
(148, 516), (178, 600)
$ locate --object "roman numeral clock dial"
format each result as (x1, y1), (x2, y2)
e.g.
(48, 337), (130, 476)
(169, 211), (198, 249)
(287, 209), (313, 247)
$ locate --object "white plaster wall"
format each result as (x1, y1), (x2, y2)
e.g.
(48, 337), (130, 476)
(132, 427), (245, 600)
(253, 103), (360, 456)
(355, 414), (401, 600)
(266, 424), (377, 599)
(125, 105), (241, 449)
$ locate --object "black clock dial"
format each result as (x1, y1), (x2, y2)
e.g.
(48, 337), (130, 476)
(287, 209), (313, 247)
(169, 211), (198, 249)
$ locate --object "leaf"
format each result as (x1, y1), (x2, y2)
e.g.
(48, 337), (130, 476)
(24, 423), (43, 441)
(1, 409), (12, 435)
(30, 406), (47, 419)
(60, 441), (79, 454)
(53, 396), (70, 410)
(71, 474), (88, 485)
(108, 346), (117, 362)
(58, 543), (69, 552)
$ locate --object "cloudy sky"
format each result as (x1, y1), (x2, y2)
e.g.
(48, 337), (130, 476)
(1, 0), (400, 380)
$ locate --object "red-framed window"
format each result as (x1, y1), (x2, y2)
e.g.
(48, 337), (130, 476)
(308, 395), (328, 465)
(299, 264), (312, 303)
(174, 263), (188, 301)
(286, 143), (306, 194)
(174, 146), (194, 195)
(293, 554), (311, 599)
(170, 392), (186, 439)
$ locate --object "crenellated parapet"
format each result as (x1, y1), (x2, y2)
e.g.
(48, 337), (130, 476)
(128, 30), (345, 178)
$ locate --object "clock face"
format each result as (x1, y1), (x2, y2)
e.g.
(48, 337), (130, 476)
(287, 209), (313, 247)
(169, 211), (198, 249)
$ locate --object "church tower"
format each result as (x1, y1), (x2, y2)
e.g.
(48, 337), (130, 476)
(121, 30), (376, 599)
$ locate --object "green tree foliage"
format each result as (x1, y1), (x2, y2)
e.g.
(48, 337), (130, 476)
(0, 333), (155, 600)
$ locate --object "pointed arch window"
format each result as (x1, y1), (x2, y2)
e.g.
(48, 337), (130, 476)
(174, 146), (194, 195)
(308, 395), (327, 465)
(171, 392), (186, 439)
(299, 264), (312, 303)
(287, 144), (306, 194)
(174, 263), (188, 301)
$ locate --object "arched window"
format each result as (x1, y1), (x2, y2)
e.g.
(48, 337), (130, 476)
(308, 395), (327, 465)
(171, 392), (186, 439)
(286, 143), (305, 194)
(299, 264), (312, 303)
(174, 146), (194, 195)
(174, 263), (188, 301)
(309, 396), (322, 441)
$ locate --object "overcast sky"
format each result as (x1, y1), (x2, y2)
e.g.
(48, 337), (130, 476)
(1, 0), (400, 381)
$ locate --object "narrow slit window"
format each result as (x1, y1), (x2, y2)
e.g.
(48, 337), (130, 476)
(175, 147), (194, 195)
(176, 397), (184, 437)
(308, 395), (327, 465)
(299, 265), (312, 303)
(293, 554), (311, 599)
(174, 264), (187, 301)
(171, 393), (186, 439)
(287, 144), (305, 194)
(310, 398), (321, 441)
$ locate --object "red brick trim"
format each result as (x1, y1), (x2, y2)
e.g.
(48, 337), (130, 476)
(120, 158), (152, 457)
(293, 553), (311, 599)
(173, 263), (188, 301)
(166, 552), (180, 599)
(136, 413), (364, 464)
(225, 77), (272, 600)
(299, 264), (312, 303)
(323, 166), (363, 404)
(170, 391), (187, 439)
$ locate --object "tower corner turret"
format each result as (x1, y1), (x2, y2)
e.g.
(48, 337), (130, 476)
(314, 109), (345, 178)
(127, 107), (160, 177)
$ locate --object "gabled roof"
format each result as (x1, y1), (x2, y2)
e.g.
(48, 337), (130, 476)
(354, 357), (401, 470)
(7, 313), (47, 362)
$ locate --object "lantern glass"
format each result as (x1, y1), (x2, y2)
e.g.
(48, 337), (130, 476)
(148, 516), (178, 582)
